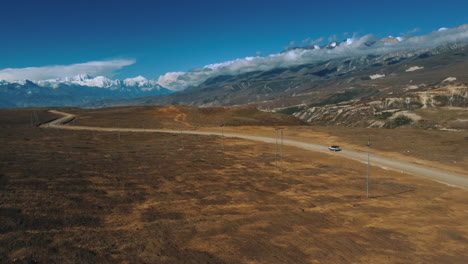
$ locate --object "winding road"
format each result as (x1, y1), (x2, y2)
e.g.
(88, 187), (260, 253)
(42, 110), (468, 189)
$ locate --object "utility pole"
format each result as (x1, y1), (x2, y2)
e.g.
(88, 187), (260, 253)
(179, 130), (184, 149)
(35, 111), (40, 125)
(117, 119), (121, 141)
(275, 129), (278, 169)
(275, 127), (284, 171)
(220, 124), (225, 155)
(366, 137), (371, 198)
(32, 111), (40, 127)
(280, 128), (284, 171)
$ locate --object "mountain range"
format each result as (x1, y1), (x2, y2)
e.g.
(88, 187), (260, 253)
(83, 25), (467, 129)
(88, 26), (468, 107)
(0, 74), (171, 108)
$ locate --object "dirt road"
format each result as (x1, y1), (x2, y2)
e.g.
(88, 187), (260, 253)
(43, 110), (468, 188)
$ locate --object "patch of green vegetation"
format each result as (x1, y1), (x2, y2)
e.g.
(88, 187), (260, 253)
(374, 112), (394, 120)
(384, 115), (413, 129)
(277, 106), (304, 115)
(309, 90), (364, 107)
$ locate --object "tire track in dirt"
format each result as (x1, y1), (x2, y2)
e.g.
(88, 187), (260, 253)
(42, 110), (468, 189)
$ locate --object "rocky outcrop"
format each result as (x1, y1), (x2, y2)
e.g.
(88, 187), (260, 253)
(288, 85), (467, 128)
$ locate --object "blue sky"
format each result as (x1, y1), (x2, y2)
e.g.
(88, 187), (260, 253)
(1, 0), (467, 81)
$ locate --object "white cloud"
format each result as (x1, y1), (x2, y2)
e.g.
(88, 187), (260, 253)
(157, 72), (187, 91)
(0, 59), (135, 82)
(157, 25), (468, 90)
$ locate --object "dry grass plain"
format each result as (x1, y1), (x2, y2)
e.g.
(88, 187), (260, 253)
(1, 107), (468, 263)
(217, 125), (468, 175)
(69, 106), (468, 174)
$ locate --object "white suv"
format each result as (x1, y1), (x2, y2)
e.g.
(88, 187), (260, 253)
(328, 145), (342, 151)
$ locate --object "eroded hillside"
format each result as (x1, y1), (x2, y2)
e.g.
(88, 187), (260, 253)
(286, 83), (467, 129)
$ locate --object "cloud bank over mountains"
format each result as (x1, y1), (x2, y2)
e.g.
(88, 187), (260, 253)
(1, 25), (467, 92)
(157, 25), (468, 90)
(0, 59), (135, 82)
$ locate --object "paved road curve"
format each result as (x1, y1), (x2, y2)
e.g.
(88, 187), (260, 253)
(43, 110), (468, 189)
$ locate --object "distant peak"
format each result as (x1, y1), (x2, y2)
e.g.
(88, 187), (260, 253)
(65, 73), (94, 82)
(378, 36), (399, 44)
(123, 75), (157, 88)
(345, 38), (354, 46)
(125, 75), (147, 81)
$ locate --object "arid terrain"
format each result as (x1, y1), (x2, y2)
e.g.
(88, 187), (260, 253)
(1, 107), (468, 263)
(68, 106), (467, 174)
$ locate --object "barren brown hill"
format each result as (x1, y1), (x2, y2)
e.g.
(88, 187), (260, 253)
(67, 105), (307, 129)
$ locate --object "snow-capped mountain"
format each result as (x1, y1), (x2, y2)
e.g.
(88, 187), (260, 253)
(0, 75), (172, 108)
(123, 76), (161, 91)
(32, 74), (161, 91)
